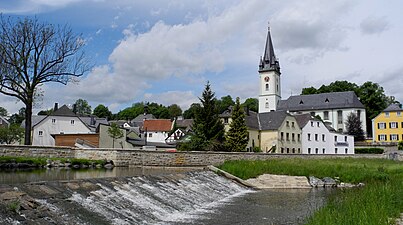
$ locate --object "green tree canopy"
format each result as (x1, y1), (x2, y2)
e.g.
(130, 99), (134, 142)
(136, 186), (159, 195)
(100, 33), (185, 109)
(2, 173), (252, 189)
(0, 124), (24, 144)
(216, 95), (235, 114)
(168, 104), (182, 119)
(242, 98), (258, 113)
(93, 104), (112, 119)
(345, 112), (365, 141)
(37, 108), (53, 116)
(225, 97), (249, 152)
(0, 106), (7, 117)
(188, 82), (225, 151)
(74, 99), (92, 115)
(9, 107), (25, 125)
(183, 103), (201, 119)
(107, 123), (124, 148)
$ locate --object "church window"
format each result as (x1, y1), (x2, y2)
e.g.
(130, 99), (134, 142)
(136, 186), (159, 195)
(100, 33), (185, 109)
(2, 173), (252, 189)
(265, 83), (269, 91)
(265, 101), (269, 108)
(337, 110), (343, 124)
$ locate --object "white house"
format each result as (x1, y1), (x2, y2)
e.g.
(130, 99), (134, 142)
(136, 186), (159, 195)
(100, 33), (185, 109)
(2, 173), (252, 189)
(143, 119), (173, 144)
(32, 104), (92, 146)
(295, 114), (354, 154)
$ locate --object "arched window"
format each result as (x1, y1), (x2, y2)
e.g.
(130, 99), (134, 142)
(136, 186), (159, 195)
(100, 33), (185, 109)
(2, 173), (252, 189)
(265, 101), (269, 108)
(265, 83), (269, 91)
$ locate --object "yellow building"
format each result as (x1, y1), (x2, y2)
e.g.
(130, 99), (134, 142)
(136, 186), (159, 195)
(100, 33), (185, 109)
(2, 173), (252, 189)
(372, 104), (403, 143)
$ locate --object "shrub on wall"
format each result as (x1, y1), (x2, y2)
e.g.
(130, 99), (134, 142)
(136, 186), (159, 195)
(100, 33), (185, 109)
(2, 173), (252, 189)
(398, 141), (403, 150)
(355, 148), (384, 154)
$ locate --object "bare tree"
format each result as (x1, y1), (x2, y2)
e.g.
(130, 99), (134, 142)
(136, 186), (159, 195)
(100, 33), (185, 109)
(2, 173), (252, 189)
(0, 16), (89, 145)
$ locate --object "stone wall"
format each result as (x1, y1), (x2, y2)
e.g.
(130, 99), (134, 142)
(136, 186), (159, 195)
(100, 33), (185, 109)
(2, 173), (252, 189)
(0, 145), (400, 167)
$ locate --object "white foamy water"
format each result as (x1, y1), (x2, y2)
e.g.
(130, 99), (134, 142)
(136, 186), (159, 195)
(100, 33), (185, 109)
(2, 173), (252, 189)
(69, 171), (252, 224)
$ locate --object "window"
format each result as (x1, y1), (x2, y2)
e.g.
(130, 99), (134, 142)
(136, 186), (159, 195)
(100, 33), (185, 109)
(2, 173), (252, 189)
(281, 132), (284, 141)
(286, 121), (290, 127)
(315, 134), (318, 141)
(324, 111), (329, 120)
(298, 148), (301, 153)
(281, 148), (284, 153)
(265, 101), (269, 108)
(385, 112), (390, 117)
(345, 148), (348, 154)
(308, 148), (311, 154)
(390, 134), (399, 141)
(315, 148), (318, 154)
(291, 122), (295, 128)
(292, 148), (295, 154)
(390, 122), (398, 129)
(148, 133), (152, 138)
(322, 134), (325, 142)
(317, 122), (320, 127)
(335, 148), (338, 154)
(311, 121), (314, 127)
(398, 111), (401, 117)
(287, 148), (290, 153)
(344, 136), (348, 142)
(322, 148), (325, 154)
(337, 110), (343, 124)
(265, 83), (269, 91)
(334, 136), (337, 142)
(286, 133), (290, 141)
(71, 120), (75, 125)
(52, 119), (56, 124)
(292, 133), (295, 141)
(297, 134), (301, 142)
(308, 133), (311, 141)
(39, 131), (43, 136)
(357, 110), (361, 119)
(224, 118), (229, 124)
(378, 135), (387, 141)
(378, 123), (386, 129)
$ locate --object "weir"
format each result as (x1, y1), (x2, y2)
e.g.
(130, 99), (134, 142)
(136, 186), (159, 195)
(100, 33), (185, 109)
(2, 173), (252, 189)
(0, 171), (252, 224)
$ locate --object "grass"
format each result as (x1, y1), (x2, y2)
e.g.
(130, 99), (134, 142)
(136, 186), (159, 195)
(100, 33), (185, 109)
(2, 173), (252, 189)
(0, 156), (107, 167)
(218, 158), (403, 225)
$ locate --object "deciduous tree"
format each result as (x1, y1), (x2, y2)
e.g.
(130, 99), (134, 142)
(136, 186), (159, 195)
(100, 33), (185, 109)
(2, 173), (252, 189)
(242, 98), (258, 113)
(0, 124), (24, 144)
(74, 98), (92, 115)
(0, 106), (7, 116)
(93, 104), (112, 119)
(0, 16), (89, 145)
(107, 123), (124, 148)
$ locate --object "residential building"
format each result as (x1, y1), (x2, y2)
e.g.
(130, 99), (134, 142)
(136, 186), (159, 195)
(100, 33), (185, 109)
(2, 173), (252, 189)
(31, 104), (92, 146)
(372, 104), (403, 143)
(143, 119), (173, 143)
(277, 91), (367, 134)
(245, 111), (302, 153)
(295, 114), (354, 154)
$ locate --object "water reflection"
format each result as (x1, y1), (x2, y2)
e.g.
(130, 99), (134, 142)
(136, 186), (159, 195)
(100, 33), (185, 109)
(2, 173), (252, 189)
(0, 166), (204, 184)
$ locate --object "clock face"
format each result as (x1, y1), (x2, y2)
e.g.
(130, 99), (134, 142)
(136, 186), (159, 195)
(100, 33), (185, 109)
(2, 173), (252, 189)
(264, 76), (270, 82)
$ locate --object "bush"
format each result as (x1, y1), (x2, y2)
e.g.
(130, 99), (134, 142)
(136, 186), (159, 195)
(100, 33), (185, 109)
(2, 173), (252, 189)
(398, 140), (403, 150)
(355, 148), (384, 154)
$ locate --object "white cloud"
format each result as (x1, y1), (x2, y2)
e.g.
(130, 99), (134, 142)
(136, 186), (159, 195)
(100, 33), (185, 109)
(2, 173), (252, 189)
(143, 91), (198, 110)
(360, 16), (389, 35)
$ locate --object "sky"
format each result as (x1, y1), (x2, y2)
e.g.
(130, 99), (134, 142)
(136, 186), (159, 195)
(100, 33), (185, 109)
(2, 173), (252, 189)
(1, 0), (402, 114)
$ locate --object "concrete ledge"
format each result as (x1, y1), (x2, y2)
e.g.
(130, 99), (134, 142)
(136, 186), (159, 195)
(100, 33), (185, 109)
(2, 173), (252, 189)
(207, 165), (257, 189)
(246, 174), (312, 189)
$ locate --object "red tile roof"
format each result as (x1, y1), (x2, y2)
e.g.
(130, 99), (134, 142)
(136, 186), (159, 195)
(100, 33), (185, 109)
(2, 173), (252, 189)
(143, 119), (172, 132)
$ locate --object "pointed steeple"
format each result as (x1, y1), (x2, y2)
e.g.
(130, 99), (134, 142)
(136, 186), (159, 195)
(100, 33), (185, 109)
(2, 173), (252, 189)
(259, 23), (280, 73)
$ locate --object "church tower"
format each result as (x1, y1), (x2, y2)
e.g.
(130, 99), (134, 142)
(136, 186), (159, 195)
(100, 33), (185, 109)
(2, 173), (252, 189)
(258, 25), (281, 113)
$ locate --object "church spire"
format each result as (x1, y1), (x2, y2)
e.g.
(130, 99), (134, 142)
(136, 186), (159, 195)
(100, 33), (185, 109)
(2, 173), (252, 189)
(259, 23), (280, 73)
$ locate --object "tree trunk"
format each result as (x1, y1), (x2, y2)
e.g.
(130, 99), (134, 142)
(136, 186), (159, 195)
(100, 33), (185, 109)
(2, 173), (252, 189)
(24, 102), (33, 145)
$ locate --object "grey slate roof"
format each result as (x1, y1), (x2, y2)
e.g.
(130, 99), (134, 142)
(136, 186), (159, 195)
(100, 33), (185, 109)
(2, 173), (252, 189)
(80, 116), (108, 132)
(383, 104), (403, 112)
(245, 110), (289, 131)
(259, 26), (280, 73)
(294, 113), (312, 128)
(51, 105), (76, 117)
(131, 114), (156, 123)
(277, 91), (364, 111)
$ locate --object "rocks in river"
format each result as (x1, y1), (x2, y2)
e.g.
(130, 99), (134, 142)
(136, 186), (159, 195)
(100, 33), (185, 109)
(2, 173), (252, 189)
(309, 176), (363, 188)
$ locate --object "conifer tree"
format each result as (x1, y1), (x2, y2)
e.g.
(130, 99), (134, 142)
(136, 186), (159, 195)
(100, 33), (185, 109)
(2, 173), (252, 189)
(345, 112), (365, 141)
(225, 97), (249, 152)
(190, 82), (225, 151)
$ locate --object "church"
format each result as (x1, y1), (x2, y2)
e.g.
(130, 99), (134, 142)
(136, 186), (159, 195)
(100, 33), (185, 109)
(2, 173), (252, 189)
(243, 24), (359, 154)
(257, 25), (366, 134)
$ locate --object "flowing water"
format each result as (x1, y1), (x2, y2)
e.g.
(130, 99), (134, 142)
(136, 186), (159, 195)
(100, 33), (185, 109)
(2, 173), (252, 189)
(0, 169), (333, 224)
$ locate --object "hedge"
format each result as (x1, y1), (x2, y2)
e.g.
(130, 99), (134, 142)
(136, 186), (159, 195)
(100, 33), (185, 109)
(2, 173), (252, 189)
(355, 148), (384, 154)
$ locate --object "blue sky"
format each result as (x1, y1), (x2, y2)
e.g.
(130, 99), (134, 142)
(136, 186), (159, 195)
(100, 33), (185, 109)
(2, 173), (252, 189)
(1, 0), (403, 114)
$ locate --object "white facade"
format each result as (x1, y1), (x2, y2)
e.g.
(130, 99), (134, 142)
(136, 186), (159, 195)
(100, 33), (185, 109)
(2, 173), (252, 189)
(301, 119), (354, 154)
(144, 131), (169, 143)
(32, 116), (91, 146)
(294, 108), (366, 135)
(259, 70), (281, 113)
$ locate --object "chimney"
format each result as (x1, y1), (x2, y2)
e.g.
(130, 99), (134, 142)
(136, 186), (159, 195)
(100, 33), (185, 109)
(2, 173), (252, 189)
(54, 103), (59, 111)
(90, 116), (96, 126)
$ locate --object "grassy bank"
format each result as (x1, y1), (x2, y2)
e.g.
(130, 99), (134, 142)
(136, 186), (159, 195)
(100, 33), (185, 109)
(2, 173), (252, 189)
(0, 156), (107, 167)
(218, 158), (403, 225)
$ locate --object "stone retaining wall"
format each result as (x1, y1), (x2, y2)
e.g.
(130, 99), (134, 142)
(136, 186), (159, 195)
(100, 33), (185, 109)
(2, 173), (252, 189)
(0, 145), (401, 167)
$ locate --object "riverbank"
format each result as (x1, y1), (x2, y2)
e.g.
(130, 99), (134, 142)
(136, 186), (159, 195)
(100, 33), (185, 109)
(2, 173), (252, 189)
(218, 158), (403, 225)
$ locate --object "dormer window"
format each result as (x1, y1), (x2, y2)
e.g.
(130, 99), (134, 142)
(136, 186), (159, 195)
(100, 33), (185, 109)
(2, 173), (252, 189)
(325, 98), (329, 103)
(299, 100), (304, 104)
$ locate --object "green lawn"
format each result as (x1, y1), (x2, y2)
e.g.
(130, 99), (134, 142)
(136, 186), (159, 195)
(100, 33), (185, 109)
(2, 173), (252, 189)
(218, 158), (403, 225)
